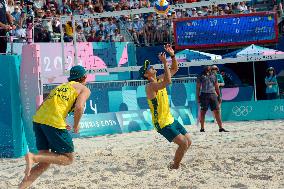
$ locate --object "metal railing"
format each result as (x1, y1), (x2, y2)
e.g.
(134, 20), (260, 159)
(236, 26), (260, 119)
(118, 19), (134, 42)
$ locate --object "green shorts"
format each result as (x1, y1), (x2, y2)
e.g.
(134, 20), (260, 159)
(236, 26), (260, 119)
(158, 120), (188, 142)
(33, 122), (74, 153)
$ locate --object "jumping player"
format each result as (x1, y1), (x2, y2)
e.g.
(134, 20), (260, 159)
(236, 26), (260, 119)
(19, 65), (91, 189)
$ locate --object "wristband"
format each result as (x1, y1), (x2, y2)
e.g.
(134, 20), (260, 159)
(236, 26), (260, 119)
(170, 54), (175, 58)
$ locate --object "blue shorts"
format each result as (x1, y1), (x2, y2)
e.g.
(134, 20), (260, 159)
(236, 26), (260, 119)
(33, 122), (74, 153)
(158, 120), (188, 142)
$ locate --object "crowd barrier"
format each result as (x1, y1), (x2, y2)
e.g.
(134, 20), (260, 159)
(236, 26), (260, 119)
(0, 55), (26, 158)
(222, 99), (284, 121)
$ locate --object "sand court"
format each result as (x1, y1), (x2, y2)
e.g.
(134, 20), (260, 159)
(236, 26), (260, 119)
(0, 120), (283, 189)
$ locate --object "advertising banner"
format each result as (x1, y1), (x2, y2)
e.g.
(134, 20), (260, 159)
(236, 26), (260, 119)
(222, 99), (284, 121)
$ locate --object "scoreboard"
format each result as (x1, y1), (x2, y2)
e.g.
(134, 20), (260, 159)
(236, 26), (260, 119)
(173, 12), (278, 49)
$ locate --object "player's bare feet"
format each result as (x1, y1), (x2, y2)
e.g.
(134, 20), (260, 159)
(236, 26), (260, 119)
(168, 162), (179, 170)
(24, 152), (34, 179)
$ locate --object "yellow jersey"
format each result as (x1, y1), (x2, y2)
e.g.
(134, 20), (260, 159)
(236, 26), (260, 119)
(65, 23), (73, 37)
(33, 81), (79, 129)
(147, 86), (174, 130)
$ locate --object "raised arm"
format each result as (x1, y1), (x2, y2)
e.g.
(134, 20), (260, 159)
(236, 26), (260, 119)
(150, 52), (172, 92)
(157, 44), (179, 80)
(165, 44), (179, 76)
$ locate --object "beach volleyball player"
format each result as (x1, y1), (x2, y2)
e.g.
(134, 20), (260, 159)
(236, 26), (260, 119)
(140, 44), (191, 169)
(19, 65), (90, 189)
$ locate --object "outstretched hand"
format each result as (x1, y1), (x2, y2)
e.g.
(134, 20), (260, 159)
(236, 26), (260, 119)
(164, 44), (175, 56)
(158, 52), (167, 63)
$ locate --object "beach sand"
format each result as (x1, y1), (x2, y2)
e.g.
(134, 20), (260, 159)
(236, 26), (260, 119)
(0, 120), (283, 189)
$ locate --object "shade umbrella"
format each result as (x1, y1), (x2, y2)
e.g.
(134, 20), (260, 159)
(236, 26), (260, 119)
(167, 49), (222, 75)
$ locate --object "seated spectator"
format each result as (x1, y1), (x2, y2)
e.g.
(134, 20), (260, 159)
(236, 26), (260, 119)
(144, 16), (155, 46)
(84, 4), (93, 14)
(87, 29), (97, 42)
(190, 8), (198, 17)
(218, 8), (225, 15)
(154, 14), (166, 44)
(12, 11), (27, 42)
(112, 28), (125, 42)
(60, 1), (72, 15)
(237, 1), (248, 12)
(25, 1), (35, 18)
(33, 0), (44, 10)
(76, 25), (86, 42)
(6, 0), (14, 13)
(11, 6), (21, 23)
(52, 18), (61, 34)
(91, 18), (100, 31)
(139, 0), (150, 8)
(82, 19), (91, 38)
(95, 23), (110, 42)
(63, 21), (73, 42)
(50, 7), (57, 17)
(105, 17), (118, 37)
(130, 15), (144, 45)
(197, 10), (203, 16)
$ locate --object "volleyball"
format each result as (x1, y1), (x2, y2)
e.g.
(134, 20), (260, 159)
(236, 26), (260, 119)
(154, 0), (170, 15)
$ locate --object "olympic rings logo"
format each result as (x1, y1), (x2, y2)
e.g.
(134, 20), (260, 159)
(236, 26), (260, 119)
(232, 106), (253, 117)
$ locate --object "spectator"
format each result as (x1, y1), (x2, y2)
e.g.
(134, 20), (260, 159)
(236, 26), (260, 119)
(0, 0), (15, 53)
(218, 8), (225, 15)
(190, 8), (198, 17)
(11, 5), (21, 22)
(265, 67), (279, 100)
(82, 19), (91, 37)
(130, 14), (144, 45)
(52, 17), (61, 34)
(33, 0), (44, 10)
(139, 0), (150, 8)
(25, 1), (35, 18)
(144, 15), (155, 46)
(197, 10), (203, 16)
(154, 14), (165, 44)
(84, 4), (93, 14)
(105, 17), (117, 36)
(63, 21), (73, 42)
(76, 25), (86, 42)
(12, 7), (26, 41)
(206, 10), (213, 16)
(95, 23), (109, 42)
(87, 29), (97, 42)
(237, 1), (248, 12)
(6, 0), (14, 13)
(91, 18), (100, 31)
(112, 28), (124, 42)
(202, 6), (209, 15)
